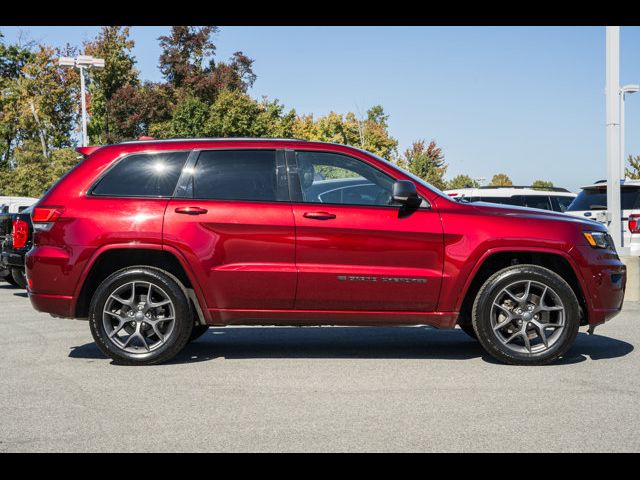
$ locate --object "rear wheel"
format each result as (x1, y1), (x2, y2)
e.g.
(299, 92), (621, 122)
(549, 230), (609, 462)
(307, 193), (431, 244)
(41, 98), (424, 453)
(11, 268), (27, 289)
(89, 267), (193, 365)
(472, 264), (579, 365)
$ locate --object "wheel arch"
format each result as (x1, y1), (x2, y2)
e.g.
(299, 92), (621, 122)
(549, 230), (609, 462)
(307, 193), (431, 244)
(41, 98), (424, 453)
(73, 245), (209, 323)
(457, 249), (589, 327)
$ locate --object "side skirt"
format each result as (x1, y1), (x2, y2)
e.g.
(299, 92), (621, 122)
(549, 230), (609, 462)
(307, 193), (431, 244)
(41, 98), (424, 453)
(207, 308), (459, 329)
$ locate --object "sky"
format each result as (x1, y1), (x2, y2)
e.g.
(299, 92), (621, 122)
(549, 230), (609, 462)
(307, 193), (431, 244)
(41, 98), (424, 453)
(2, 25), (640, 192)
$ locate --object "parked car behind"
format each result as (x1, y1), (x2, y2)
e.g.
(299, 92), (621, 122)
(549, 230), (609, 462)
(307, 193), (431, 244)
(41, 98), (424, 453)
(0, 197), (38, 286)
(1, 205), (34, 288)
(565, 180), (640, 255)
(26, 138), (625, 366)
(444, 186), (576, 212)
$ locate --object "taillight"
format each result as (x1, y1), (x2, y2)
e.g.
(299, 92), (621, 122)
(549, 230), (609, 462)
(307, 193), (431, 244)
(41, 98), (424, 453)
(12, 219), (29, 249)
(31, 207), (64, 232)
(630, 214), (640, 234)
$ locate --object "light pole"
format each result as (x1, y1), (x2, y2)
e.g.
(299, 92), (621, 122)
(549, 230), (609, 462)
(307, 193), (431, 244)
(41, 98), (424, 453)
(620, 84), (640, 179)
(606, 27), (622, 251)
(58, 55), (105, 147)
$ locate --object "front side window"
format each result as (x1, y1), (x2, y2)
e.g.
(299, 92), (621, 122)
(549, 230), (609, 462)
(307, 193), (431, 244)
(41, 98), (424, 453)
(295, 151), (395, 206)
(92, 151), (189, 197)
(192, 149), (283, 202)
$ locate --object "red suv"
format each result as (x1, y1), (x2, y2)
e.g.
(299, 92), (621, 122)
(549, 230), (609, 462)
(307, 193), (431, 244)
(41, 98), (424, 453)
(26, 139), (626, 365)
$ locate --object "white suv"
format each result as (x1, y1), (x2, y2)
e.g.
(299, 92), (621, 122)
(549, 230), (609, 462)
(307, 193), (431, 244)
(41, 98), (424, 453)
(444, 186), (577, 213)
(565, 180), (640, 255)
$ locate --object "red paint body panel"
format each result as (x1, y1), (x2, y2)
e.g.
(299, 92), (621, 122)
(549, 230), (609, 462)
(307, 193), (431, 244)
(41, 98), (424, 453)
(25, 139), (626, 330)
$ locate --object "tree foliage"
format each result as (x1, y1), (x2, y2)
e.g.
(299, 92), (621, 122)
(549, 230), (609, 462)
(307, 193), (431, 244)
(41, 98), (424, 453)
(400, 140), (447, 190)
(447, 174), (479, 189)
(84, 26), (139, 144)
(489, 173), (513, 186)
(531, 179), (554, 189)
(625, 154), (640, 180)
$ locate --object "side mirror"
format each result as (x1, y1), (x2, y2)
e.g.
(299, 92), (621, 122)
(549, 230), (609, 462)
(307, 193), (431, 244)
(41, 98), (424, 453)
(392, 180), (421, 208)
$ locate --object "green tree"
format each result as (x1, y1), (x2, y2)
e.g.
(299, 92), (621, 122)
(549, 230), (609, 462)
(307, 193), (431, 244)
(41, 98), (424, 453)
(489, 173), (513, 186)
(84, 26), (139, 144)
(0, 33), (34, 167)
(402, 140), (448, 190)
(625, 154), (640, 180)
(531, 179), (554, 189)
(447, 174), (479, 189)
(292, 106), (398, 159)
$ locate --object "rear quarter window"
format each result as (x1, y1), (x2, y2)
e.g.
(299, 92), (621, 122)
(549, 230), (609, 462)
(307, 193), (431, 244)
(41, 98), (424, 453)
(91, 151), (189, 197)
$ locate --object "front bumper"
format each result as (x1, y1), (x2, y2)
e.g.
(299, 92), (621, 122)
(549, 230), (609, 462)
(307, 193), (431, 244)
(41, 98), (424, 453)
(571, 246), (626, 326)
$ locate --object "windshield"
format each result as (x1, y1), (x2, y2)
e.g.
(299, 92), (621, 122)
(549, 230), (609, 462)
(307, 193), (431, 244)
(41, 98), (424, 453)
(567, 188), (640, 211)
(364, 150), (453, 201)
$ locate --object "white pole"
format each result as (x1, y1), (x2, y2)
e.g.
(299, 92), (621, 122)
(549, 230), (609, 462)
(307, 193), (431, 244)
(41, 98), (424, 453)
(79, 65), (88, 147)
(606, 26), (622, 251)
(621, 91), (626, 178)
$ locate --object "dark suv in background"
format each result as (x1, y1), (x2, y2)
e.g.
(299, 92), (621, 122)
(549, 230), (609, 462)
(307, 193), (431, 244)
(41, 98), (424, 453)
(26, 138), (626, 366)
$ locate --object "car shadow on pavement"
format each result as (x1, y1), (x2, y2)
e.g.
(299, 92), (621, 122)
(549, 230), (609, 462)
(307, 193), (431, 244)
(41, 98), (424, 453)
(68, 326), (634, 366)
(13, 291), (28, 298)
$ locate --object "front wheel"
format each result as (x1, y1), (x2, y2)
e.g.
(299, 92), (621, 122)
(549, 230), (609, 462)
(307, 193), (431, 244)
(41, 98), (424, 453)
(472, 264), (579, 365)
(89, 267), (193, 365)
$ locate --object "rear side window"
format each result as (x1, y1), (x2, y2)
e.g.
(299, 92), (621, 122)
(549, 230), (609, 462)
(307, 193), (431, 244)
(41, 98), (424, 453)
(192, 150), (283, 202)
(92, 151), (189, 197)
(567, 188), (640, 211)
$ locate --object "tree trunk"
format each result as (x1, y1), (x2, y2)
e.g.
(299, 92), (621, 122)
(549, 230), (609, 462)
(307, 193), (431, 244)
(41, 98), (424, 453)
(29, 99), (49, 160)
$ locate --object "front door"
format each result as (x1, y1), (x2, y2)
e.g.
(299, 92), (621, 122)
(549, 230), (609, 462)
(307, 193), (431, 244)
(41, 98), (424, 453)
(288, 149), (444, 312)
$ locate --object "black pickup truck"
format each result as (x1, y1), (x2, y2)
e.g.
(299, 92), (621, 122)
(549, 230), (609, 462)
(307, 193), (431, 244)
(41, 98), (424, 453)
(0, 206), (33, 288)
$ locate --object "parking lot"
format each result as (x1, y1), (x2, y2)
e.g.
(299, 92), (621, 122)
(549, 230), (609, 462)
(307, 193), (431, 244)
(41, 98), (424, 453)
(0, 283), (638, 452)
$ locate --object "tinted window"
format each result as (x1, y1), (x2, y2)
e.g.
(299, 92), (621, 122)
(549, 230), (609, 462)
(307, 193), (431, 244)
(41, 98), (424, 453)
(92, 152), (189, 197)
(523, 195), (552, 210)
(553, 196), (574, 212)
(296, 151), (395, 206)
(193, 150), (281, 202)
(478, 196), (524, 207)
(567, 188), (640, 211)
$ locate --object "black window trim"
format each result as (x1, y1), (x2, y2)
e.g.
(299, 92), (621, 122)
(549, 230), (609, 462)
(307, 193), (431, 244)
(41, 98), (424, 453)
(179, 147), (290, 203)
(88, 149), (193, 199)
(287, 148), (431, 210)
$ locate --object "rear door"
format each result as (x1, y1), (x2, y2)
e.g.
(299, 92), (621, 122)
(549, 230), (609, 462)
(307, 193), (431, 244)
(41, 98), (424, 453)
(288, 149), (444, 312)
(163, 148), (297, 311)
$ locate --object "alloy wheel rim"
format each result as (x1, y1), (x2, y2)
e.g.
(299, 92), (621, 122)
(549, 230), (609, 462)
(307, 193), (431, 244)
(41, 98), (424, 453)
(102, 281), (175, 354)
(490, 280), (565, 355)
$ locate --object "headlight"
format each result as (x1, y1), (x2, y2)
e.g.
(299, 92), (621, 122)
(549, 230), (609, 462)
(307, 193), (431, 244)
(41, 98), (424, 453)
(583, 231), (610, 249)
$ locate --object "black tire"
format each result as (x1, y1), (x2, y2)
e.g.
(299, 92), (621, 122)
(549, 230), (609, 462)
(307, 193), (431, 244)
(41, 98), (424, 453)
(472, 264), (580, 366)
(89, 266), (193, 365)
(189, 324), (209, 342)
(11, 268), (27, 289)
(1, 272), (20, 287)
(457, 319), (478, 340)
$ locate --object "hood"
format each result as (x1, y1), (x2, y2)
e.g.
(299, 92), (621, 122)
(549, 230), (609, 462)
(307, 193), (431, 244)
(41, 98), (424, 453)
(466, 201), (606, 230)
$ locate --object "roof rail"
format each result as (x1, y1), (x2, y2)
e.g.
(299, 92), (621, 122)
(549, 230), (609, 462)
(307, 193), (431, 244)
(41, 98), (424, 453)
(478, 185), (570, 193)
(118, 137), (310, 144)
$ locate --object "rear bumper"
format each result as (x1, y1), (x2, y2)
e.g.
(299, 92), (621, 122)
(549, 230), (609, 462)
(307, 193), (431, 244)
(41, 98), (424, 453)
(29, 292), (74, 317)
(571, 246), (626, 326)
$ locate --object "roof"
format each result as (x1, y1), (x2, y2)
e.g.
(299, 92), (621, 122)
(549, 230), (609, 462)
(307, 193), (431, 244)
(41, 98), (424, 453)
(580, 179), (640, 190)
(118, 137), (310, 145)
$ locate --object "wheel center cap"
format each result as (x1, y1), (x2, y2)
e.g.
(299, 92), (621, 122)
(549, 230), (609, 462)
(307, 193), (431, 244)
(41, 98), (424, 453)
(522, 312), (531, 320)
(135, 312), (145, 321)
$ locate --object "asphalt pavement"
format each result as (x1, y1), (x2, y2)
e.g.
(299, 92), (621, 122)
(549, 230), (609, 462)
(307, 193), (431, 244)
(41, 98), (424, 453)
(0, 283), (638, 452)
